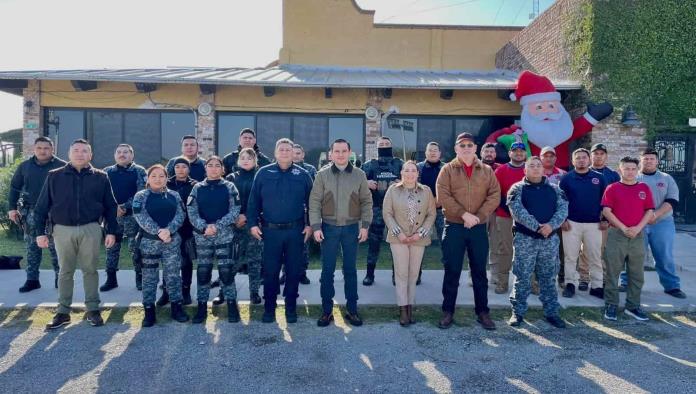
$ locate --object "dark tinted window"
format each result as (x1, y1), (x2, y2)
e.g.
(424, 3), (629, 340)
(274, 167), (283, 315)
(46, 109), (85, 161)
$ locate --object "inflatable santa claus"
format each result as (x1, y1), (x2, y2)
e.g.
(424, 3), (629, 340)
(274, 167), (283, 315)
(486, 70), (613, 169)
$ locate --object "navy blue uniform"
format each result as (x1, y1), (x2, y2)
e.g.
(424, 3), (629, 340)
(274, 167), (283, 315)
(247, 163), (313, 316)
(591, 166), (620, 185)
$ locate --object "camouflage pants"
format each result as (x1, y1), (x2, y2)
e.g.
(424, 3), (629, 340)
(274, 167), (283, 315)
(105, 215), (140, 272)
(509, 233), (561, 318)
(234, 228), (263, 294)
(23, 209), (59, 280)
(140, 235), (183, 305)
(195, 229), (237, 302)
(367, 206), (386, 268)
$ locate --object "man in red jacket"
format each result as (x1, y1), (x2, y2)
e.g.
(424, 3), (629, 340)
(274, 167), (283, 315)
(490, 142), (527, 294)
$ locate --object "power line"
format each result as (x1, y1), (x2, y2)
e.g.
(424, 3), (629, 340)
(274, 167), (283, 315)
(492, 0), (506, 25)
(377, 0), (482, 23)
(512, 0), (528, 25)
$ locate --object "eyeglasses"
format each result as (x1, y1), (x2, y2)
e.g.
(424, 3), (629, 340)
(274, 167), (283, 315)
(458, 143), (475, 148)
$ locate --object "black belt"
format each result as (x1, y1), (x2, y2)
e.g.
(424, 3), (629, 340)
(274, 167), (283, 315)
(262, 219), (305, 229)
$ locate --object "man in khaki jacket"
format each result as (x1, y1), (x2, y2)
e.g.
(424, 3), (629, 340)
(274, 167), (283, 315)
(436, 132), (501, 330)
(309, 139), (373, 327)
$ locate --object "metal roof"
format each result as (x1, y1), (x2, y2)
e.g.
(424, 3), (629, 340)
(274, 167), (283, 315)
(0, 64), (582, 90)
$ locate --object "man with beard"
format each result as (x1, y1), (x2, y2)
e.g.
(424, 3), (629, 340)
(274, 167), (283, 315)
(490, 142), (527, 294)
(480, 142), (500, 170)
(222, 128), (271, 174)
(486, 70), (613, 169)
(361, 136), (403, 286)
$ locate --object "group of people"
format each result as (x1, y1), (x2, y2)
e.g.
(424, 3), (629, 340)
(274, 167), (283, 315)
(7, 126), (685, 330)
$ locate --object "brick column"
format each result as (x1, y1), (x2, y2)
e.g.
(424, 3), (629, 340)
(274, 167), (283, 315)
(590, 113), (647, 169)
(196, 93), (216, 158)
(364, 89), (383, 161)
(22, 80), (42, 158)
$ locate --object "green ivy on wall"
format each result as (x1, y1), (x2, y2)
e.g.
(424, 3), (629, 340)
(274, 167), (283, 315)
(566, 0), (696, 135)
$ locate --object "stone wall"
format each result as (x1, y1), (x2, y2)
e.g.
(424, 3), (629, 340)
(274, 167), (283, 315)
(22, 80), (41, 158)
(196, 93), (216, 158)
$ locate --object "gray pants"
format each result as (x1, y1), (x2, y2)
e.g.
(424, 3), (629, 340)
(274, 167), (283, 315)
(52, 222), (103, 313)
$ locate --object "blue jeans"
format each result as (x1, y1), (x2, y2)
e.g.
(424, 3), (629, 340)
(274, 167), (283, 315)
(320, 223), (359, 314)
(620, 217), (680, 290)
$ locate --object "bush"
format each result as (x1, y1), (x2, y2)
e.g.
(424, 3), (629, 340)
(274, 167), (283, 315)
(0, 158), (22, 233)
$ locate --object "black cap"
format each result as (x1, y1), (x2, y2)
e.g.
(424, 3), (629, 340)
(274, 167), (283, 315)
(456, 132), (475, 143)
(591, 143), (608, 153)
(240, 128), (256, 137)
(173, 157), (190, 167)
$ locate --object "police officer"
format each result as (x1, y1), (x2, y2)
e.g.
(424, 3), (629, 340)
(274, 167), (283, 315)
(247, 138), (313, 324)
(166, 135), (206, 181)
(132, 164), (189, 327)
(100, 144), (147, 292)
(361, 136), (403, 286)
(222, 128), (271, 175)
(8, 136), (65, 292)
(279, 143), (317, 286)
(224, 148), (264, 305)
(507, 156), (568, 328)
(188, 156), (241, 324)
(157, 157), (198, 306)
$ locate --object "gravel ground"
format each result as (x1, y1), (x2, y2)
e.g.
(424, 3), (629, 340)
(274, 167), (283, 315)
(1, 314), (695, 393)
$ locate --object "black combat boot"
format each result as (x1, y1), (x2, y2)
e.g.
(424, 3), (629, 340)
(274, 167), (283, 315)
(156, 288), (170, 307)
(192, 302), (207, 324)
(19, 279), (41, 293)
(170, 301), (190, 323)
(99, 270), (118, 292)
(142, 304), (156, 327)
(227, 300), (240, 323)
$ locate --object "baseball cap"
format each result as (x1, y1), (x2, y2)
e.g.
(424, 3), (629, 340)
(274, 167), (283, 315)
(456, 132), (475, 143)
(591, 143), (608, 153)
(510, 142), (526, 151)
(540, 146), (556, 156)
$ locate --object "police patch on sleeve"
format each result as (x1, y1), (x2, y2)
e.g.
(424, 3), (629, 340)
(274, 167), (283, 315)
(132, 200), (142, 213)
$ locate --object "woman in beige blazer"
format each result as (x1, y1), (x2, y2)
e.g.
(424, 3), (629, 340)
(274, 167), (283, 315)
(383, 160), (437, 326)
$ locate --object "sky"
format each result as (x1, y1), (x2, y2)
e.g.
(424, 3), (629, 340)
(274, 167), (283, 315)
(0, 0), (554, 133)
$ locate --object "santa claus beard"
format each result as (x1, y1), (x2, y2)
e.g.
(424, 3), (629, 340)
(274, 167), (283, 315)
(520, 104), (574, 149)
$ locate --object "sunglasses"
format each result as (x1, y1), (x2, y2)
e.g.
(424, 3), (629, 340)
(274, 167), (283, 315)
(458, 143), (475, 148)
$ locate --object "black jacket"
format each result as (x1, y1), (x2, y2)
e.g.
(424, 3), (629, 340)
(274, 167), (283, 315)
(167, 176), (197, 238)
(222, 145), (271, 175)
(33, 163), (118, 236)
(9, 155), (66, 209)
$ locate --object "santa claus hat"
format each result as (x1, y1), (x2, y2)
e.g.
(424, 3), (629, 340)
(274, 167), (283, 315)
(510, 70), (561, 106)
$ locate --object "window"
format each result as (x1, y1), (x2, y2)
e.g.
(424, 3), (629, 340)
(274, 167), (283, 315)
(162, 112), (196, 162)
(383, 117), (418, 161)
(293, 116), (327, 169)
(329, 117), (364, 166)
(46, 109), (85, 160)
(124, 112), (160, 167)
(217, 114), (254, 156)
(256, 114), (292, 156)
(88, 112), (123, 168)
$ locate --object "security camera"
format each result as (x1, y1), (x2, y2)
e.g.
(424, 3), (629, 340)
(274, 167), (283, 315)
(387, 105), (400, 114)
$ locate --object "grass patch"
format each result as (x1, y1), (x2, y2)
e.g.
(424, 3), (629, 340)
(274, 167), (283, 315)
(1, 229), (451, 271)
